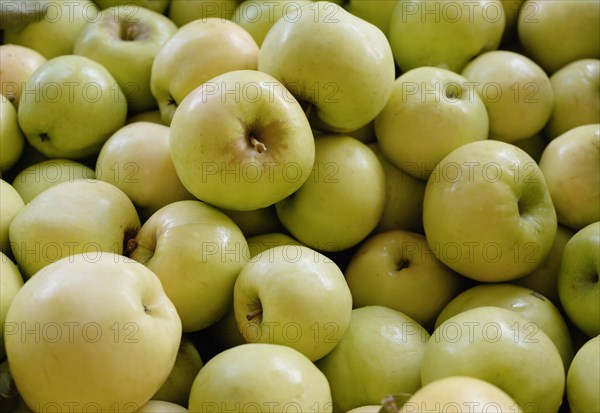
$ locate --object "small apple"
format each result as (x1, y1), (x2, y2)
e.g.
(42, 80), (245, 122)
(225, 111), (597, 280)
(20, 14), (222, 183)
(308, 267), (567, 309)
(0, 179), (25, 256)
(219, 205), (285, 238)
(511, 131), (546, 163)
(0, 94), (25, 174)
(0, 0), (50, 32)
(346, 406), (382, 413)
(167, 0), (238, 27)
(4, 252), (182, 412)
(0, 252), (24, 359)
(188, 343), (333, 412)
(345, 0), (398, 36)
(126, 109), (164, 125)
(246, 232), (303, 258)
(0, 44), (46, 109)
(557, 221), (600, 338)
(499, 0), (526, 43)
(566, 334), (600, 413)
(94, 0), (170, 14)
(136, 400), (187, 413)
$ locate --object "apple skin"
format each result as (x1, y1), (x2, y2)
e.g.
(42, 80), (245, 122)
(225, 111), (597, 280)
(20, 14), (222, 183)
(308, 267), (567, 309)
(4, 252), (182, 412)
(0, 252), (24, 359)
(276, 135), (386, 252)
(188, 343), (333, 413)
(94, 0), (170, 14)
(567, 335), (600, 413)
(170, 69), (315, 211)
(545, 59), (600, 140)
(345, 0), (398, 36)
(0, 179), (25, 256)
(422, 140), (557, 282)
(557, 221), (600, 338)
(167, 0), (239, 27)
(17, 55), (128, 160)
(126, 109), (165, 125)
(219, 205), (285, 238)
(374, 66), (489, 180)
(0, 94), (25, 174)
(136, 400), (187, 413)
(538, 124), (600, 231)
(9, 179), (141, 278)
(0, 44), (47, 109)
(421, 306), (565, 413)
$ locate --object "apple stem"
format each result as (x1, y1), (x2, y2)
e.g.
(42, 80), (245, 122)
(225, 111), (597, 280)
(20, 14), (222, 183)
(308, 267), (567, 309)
(246, 309), (262, 321)
(381, 395), (400, 413)
(124, 24), (137, 41)
(250, 136), (267, 153)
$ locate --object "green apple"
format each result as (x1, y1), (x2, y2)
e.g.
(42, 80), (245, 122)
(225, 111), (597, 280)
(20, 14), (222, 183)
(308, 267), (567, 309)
(150, 17), (259, 125)
(421, 306), (565, 412)
(517, 0), (600, 74)
(388, 0), (505, 73)
(315, 306), (430, 412)
(423, 140), (557, 282)
(233, 245), (352, 361)
(375, 66), (489, 180)
(0, 94), (25, 174)
(511, 131), (546, 163)
(188, 343), (333, 412)
(259, 2), (395, 132)
(4, 252), (182, 412)
(246, 232), (303, 258)
(0, 44), (46, 109)
(435, 283), (574, 370)
(3, 0), (99, 59)
(169, 69), (315, 211)
(461, 50), (554, 143)
(346, 406), (381, 413)
(219, 205), (285, 238)
(17, 54), (127, 159)
(94, 0), (170, 13)
(0, 252), (24, 359)
(276, 135), (386, 252)
(126, 109), (164, 125)
(74, 5), (177, 113)
(345, 230), (465, 330)
(557, 221), (600, 338)
(152, 335), (203, 407)
(399, 376), (521, 412)
(545, 59), (600, 140)
(538, 124), (600, 230)
(129, 200), (248, 332)
(167, 0), (238, 27)
(567, 335), (600, 413)
(345, 0), (398, 35)
(0, 0), (50, 32)
(499, 0), (525, 43)
(9, 179), (140, 278)
(95, 122), (193, 220)
(136, 400), (187, 413)
(11, 158), (96, 204)
(0, 179), (25, 256)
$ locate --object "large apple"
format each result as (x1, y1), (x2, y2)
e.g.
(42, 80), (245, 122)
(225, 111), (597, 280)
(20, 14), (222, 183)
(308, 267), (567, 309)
(566, 334), (600, 413)
(388, 0), (506, 73)
(345, 0), (398, 35)
(0, 94), (25, 174)
(9, 179), (140, 278)
(423, 140), (557, 282)
(0, 179), (25, 256)
(0, 252), (24, 359)
(188, 343), (333, 412)
(259, 2), (395, 132)
(538, 123), (600, 230)
(233, 245), (352, 361)
(17, 54), (127, 159)
(4, 252), (182, 412)
(374, 66), (489, 180)
(167, 0), (238, 27)
(0, 44), (46, 109)
(128, 200), (249, 332)
(74, 5), (178, 113)
(169, 69), (315, 211)
(557, 221), (600, 338)
(421, 306), (565, 412)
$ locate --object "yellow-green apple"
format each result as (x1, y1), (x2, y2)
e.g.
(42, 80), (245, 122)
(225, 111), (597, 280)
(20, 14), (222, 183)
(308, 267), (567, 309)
(4, 252), (182, 412)
(17, 55), (127, 159)
(557, 221), (600, 338)
(512, 131), (546, 163)
(375, 66), (489, 180)
(259, 2), (395, 132)
(74, 5), (177, 113)
(0, 179), (24, 256)
(388, 0), (505, 73)
(11, 158), (96, 204)
(9, 179), (140, 278)
(152, 335), (203, 406)
(517, 0), (600, 74)
(94, 0), (170, 13)
(129, 200), (248, 332)
(232, 0), (313, 47)
(315, 306), (430, 412)
(435, 283), (574, 369)
(150, 18), (259, 125)
(545, 59), (600, 140)
(538, 124), (600, 230)
(346, 406), (381, 413)
(167, 0), (238, 27)
(220, 205), (284, 238)
(188, 343), (333, 412)
(345, 0), (398, 35)
(566, 334), (600, 413)
(461, 50), (554, 143)
(136, 400), (187, 413)
(126, 109), (164, 125)
(345, 230), (465, 330)
(0, 0), (50, 32)
(169, 69), (315, 211)
(0, 44), (46, 109)
(0, 252), (24, 359)
(233, 245), (352, 361)
(499, 0), (525, 43)
(0, 94), (25, 174)
(276, 135), (386, 252)
(399, 376), (521, 412)
(368, 143), (425, 234)
(421, 306), (565, 412)
(95, 122), (193, 220)
(246, 232), (302, 258)
(423, 140), (557, 282)
(3, 0), (99, 59)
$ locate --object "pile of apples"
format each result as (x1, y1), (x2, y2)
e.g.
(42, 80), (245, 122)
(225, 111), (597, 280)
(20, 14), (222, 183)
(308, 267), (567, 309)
(0, 0), (599, 412)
